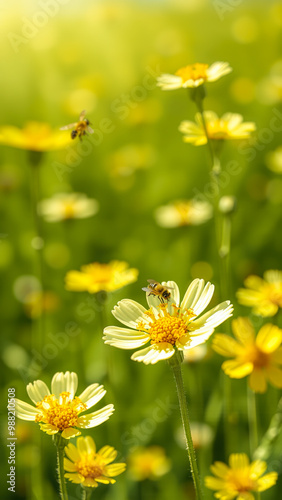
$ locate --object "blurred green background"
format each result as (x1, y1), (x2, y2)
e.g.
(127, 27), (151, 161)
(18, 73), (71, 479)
(1, 0), (282, 499)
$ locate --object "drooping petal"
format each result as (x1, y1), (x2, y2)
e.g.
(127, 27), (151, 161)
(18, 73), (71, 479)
(61, 427), (81, 439)
(177, 329), (214, 350)
(131, 343), (175, 364)
(248, 370), (267, 393)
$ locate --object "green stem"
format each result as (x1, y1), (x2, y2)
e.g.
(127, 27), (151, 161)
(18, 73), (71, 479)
(168, 350), (203, 499)
(82, 487), (92, 500)
(54, 434), (69, 500)
(247, 387), (261, 500)
(29, 152), (45, 350)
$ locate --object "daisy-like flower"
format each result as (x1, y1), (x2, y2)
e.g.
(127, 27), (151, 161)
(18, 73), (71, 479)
(64, 435), (126, 487)
(0, 122), (72, 151)
(128, 446), (171, 481)
(154, 199), (212, 228)
(205, 453), (278, 500)
(103, 279), (233, 365)
(157, 62), (232, 90)
(15, 372), (114, 439)
(212, 317), (282, 393)
(179, 111), (256, 146)
(38, 193), (99, 222)
(65, 261), (138, 294)
(237, 270), (282, 317)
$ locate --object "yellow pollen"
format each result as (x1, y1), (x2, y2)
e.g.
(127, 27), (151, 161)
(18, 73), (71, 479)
(148, 316), (188, 345)
(63, 202), (76, 219)
(76, 458), (104, 479)
(175, 63), (209, 83)
(35, 392), (87, 430)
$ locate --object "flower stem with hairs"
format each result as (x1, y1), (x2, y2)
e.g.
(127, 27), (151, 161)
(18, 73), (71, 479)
(168, 349), (203, 499)
(54, 433), (69, 500)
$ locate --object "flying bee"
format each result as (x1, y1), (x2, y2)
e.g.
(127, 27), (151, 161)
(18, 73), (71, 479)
(142, 279), (173, 303)
(60, 110), (94, 140)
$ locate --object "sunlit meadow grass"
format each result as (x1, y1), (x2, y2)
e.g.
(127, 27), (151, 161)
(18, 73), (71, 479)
(1, 1), (282, 499)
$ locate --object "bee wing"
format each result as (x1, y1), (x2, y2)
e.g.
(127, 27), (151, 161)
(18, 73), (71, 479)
(86, 126), (94, 134)
(147, 279), (159, 285)
(79, 110), (86, 121)
(142, 287), (153, 293)
(60, 123), (77, 130)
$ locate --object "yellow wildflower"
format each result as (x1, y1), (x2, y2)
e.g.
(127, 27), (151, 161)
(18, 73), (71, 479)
(128, 446), (171, 481)
(0, 122), (72, 151)
(237, 270), (282, 316)
(213, 317), (282, 393)
(157, 62), (232, 90)
(205, 453), (278, 499)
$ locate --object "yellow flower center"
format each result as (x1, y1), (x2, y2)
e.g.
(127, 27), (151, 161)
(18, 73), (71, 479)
(138, 305), (196, 345)
(175, 63), (209, 83)
(174, 201), (191, 225)
(35, 392), (86, 430)
(86, 264), (114, 284)
(76, 457), (104, 479)
(265, 284), (282, 306)
(228, 469), (256, 492)
(248, 346), (270, 369)
(63, 202), (76, 219)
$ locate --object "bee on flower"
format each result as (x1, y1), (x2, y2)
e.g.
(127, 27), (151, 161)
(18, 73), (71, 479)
(103, 278), (233, 365)
(212, 317), (282, 393)
(179, 111), (256, 145)
(157, 62), (232, 90)
(15, 372), (114, 439)
(38, 193), (99, 222)
(205, 453), (278, 500)
(64, 436), (126, 488)
(237, 270), (282, 317)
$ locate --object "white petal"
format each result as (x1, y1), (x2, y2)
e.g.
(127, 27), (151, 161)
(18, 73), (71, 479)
(181, 279), (205, 310)
(78, 404), (114, 428)
(131, 343), (175, 364)
(191, 302), (233, 329)
(176, 329), (214, 350)
(192, 282), (215, 316)
(112, 299), (150, 328)
(15, 399), (39, 420)
(77, 384), (106, 410)
(103, 327), (150, 349)
(51, 371), (78, 399)
(26, 380), (50, 404)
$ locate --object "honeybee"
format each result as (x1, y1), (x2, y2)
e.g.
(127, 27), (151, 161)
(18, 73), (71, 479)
(60, 110), (94, 140)
(142, 279), (173, 303)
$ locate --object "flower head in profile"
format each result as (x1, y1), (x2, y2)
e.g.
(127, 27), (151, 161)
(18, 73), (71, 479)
(65, 261), (138, 294)
(103, 279), (233, 365)
(212, 317), (282, 393)
(128, 446), (171, 481)
(237, 270), (282, 317)
(64, 436), (126, 487)
(15, 372), (114, 438)
(154, 199), (212, 228)
(157, 62), (232, 90)
(179, 111), (256, 145)
(0, 122), (72, 151)
(38, 193), (99, 222)
(205, 453), (278, 499)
